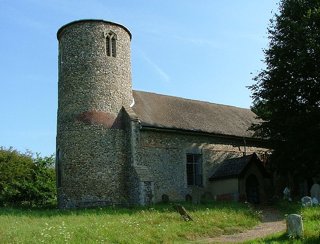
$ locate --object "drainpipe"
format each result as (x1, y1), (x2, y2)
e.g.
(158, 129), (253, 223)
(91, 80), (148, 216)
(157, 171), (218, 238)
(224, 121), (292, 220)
(243, 137), (247, 156)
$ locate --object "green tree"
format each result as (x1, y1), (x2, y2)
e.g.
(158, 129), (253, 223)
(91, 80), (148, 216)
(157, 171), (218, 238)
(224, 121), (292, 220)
(30, 154), (56, 206)
(250, 0), (320, 178)
(0, 147), (56, 207)
(0, 147), (34, 205)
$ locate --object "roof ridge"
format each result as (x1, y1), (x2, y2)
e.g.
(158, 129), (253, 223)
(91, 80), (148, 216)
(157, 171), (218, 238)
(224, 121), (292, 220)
(133, 89), (251, 111)
(131, 89), (262, 139)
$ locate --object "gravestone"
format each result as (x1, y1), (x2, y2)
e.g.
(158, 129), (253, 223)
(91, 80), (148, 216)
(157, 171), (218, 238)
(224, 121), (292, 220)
(287, 214), (303, 238)
(312, 197), (319, 205)
(190, 186), (203, 204)
(173, 204), (193, 221)
(301, 196), (312, 207)
(161, 194), (169, 203)
(185, 194), (192, 202)
(310, 183), (320, 201)
(283, 187), (291, 201)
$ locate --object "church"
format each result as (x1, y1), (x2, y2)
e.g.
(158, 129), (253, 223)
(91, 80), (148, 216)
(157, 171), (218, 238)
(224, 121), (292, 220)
(56, 19), (271, 208)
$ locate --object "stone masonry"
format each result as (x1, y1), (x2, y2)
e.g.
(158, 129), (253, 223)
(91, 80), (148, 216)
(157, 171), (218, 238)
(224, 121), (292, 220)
(135, 129), (268, 203)
(56, 20), (133, 208)
(56, 19), (271, 208)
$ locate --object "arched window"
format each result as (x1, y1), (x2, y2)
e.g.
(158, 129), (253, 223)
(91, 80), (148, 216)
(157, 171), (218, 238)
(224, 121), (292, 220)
(56, 148), (62, 187)
(105, 31), (117, 57)
(186, 153), (203, 186)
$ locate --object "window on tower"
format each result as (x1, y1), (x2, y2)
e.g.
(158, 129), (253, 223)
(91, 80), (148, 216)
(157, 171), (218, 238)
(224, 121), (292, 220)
(105, 31), (117, 57)
(56, 148), (62, 187)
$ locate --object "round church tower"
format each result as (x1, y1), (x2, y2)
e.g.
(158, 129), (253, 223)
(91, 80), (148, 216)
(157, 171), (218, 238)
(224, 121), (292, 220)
(56, 20), (133, 208)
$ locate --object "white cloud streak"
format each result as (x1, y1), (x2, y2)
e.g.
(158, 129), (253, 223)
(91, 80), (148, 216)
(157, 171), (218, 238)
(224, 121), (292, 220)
(141, 53), (170, 83)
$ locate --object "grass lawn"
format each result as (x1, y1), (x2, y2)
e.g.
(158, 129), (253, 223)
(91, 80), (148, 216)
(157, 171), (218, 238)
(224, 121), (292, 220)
(0, 202), (259, 243)
(249, 201), (320, 244)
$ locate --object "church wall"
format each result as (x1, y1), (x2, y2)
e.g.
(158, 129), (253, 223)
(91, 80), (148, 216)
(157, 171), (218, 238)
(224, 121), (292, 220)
(57, 124), (129, 208)
(137, 129), (269, 203)
(209, 179), (239, 197)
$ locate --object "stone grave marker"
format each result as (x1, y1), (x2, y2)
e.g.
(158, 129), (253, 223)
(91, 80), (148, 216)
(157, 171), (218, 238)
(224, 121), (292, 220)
(301, 196), (312, 207)
(173, 204), (193, 221)
(312, 197), (319, 205)
(310, 183), (320, 202)
(287, 214), (304, 238)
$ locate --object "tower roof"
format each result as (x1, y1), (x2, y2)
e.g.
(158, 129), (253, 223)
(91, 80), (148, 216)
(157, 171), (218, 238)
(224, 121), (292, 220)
(57, 19), (132, 40)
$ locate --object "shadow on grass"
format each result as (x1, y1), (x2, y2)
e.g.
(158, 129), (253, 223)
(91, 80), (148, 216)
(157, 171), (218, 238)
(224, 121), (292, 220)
(0, 201), (254, 218)
(255, 233), (320, 244)
(250, 201), (320, 244)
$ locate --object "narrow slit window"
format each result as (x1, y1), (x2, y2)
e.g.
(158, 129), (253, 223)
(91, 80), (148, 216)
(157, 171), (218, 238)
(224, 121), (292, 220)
(56, 148), (62, 187)
(111, 37), (116, 57)
(106, 36), (111, 56)
(105, 31), (117, 57)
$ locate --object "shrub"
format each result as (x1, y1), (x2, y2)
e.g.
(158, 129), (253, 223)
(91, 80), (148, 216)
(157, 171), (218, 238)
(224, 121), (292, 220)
(0, 147), (56, 207)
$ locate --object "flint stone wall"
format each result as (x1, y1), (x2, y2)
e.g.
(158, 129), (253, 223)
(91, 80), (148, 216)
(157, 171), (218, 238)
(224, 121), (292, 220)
(56, 20), (132, 208)
(137, 129), (269, 203)
(57, 124), (129, 208)
(57, 20), (133, 120)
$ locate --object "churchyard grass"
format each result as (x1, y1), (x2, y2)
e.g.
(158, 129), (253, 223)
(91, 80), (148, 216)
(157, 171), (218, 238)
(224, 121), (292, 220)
(0, 202), (259, 243)
(249, 201), (320, 243)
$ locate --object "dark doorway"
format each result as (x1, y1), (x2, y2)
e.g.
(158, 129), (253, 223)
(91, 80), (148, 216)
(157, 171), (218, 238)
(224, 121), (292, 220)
(246, 174), (260, 204)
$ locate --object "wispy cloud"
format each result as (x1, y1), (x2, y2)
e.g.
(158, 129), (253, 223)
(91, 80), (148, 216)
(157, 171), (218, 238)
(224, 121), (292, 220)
(139, 29), (221, 49)
(141, 52), (170, 83)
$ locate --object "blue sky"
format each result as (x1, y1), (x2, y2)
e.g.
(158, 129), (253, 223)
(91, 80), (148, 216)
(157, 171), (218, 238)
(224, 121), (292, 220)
(0, 0), (278, 156)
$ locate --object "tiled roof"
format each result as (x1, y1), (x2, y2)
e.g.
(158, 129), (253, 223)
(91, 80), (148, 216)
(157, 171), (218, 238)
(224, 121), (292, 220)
(209, 153), (267, 181)
(132, 90), (260, 138)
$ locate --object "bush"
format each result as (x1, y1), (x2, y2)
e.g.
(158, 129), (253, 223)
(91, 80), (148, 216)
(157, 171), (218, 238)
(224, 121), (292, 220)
(0, 147), (56, 207)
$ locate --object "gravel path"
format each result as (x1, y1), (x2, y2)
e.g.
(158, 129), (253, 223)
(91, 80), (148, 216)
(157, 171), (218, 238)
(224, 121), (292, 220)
(196, 207), (286, 243)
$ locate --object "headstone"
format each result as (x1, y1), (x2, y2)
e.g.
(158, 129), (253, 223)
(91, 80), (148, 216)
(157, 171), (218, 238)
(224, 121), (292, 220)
(301, 196), (312, 207)
(161, 194), (169, 203)
(173, 204), (193, 221)
(185, 194), (192, 202)
(283, 187), (292, 201)
(312, 197), (319, 205)
(191, 186), (203, 204)
(310, 183), (320, 202)
(287, 214), (304, 238)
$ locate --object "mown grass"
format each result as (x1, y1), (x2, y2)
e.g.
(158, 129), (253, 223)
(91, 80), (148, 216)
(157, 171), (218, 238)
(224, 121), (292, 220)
(0, 202), (259, 243)
(249, 201), (320, 244)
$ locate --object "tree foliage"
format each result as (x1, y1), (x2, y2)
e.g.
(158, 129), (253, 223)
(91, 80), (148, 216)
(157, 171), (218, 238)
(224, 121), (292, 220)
(250, 0), (320, 177)
(0, 147), (56, 207)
